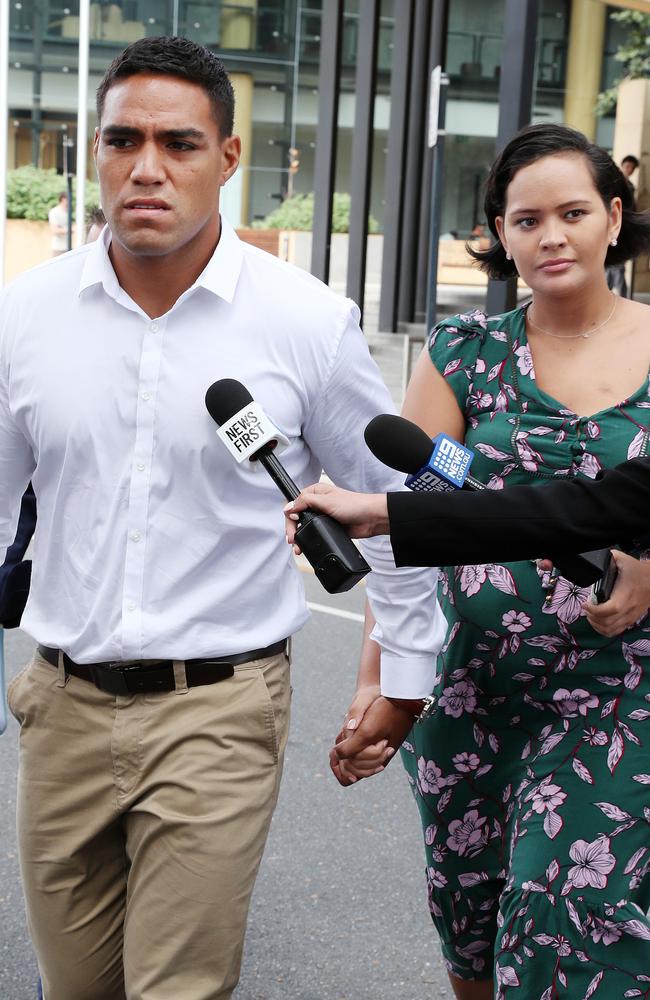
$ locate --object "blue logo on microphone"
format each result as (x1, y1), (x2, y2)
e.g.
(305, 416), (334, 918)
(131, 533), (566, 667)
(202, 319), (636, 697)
(405, 434), (474, 492)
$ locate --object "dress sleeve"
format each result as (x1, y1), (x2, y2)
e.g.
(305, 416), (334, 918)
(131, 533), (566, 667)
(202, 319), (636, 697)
(427, 309), (488, 415)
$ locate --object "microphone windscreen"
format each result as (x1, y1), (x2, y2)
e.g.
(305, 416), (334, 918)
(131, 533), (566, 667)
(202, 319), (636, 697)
(205, 378), (253, 426)
(364, 414), (433, 474)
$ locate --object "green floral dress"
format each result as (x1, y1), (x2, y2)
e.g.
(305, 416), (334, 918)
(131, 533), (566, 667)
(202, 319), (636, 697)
(401, 307), (650, 998)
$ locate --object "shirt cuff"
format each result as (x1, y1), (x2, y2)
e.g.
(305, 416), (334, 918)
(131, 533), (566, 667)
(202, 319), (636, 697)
(379, 653), (438, 698)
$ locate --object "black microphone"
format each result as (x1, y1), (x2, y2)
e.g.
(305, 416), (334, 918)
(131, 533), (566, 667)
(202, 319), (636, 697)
(364, 413), (617, 598)
(205, 378), (370, 594)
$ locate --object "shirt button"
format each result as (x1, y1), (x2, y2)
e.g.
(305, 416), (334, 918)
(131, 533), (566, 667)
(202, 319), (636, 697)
(141, 392), (150, 401)
(130, 531), (141, 542)
(127, 601), (136, 612)
(136, 463), (145, 472)
(150, 322), (159, 332)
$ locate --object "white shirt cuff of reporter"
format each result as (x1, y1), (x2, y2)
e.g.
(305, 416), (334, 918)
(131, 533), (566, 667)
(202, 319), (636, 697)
(378, 653), (439, 699)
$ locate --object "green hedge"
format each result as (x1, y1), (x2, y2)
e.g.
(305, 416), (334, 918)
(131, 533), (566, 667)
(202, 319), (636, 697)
(254, 192), (380, 234)
(6, 165), (101, 221)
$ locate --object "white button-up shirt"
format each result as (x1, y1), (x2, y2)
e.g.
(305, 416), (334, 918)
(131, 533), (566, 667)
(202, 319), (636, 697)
(0, 220), (446, 696)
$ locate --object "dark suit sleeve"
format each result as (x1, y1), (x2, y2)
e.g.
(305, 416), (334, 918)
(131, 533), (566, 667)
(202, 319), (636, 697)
(387, 457), (649, 567)
(0, 484), (36, 627)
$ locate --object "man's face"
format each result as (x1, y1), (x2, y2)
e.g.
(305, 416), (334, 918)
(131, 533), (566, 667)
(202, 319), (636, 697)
(621, 160), (636, 178)
(93, 73), (240, 262)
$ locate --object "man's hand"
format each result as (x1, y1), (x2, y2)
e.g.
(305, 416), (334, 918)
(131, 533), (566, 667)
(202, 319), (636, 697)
(329, 696), (416, 787)
(284, 484), (389, 552)
(582, 550), (650, 636)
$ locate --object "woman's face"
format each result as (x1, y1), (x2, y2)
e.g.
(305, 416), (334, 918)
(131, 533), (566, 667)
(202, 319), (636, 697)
(495, 152), (621, 296)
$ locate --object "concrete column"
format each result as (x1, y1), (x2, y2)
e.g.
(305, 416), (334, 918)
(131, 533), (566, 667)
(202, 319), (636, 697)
(563, 0), (606, 140)
(230, 72), (253, 227)
(613, 77), (650, 293)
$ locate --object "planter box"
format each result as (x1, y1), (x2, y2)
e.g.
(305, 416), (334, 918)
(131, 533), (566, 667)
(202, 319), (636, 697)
(4, 219), (52, 284)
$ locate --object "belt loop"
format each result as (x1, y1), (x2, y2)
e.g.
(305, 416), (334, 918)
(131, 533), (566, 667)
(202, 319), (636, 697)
(286, 636), (292, 664)
(56, 649), (69, 688)
(173, 660), (189, 695)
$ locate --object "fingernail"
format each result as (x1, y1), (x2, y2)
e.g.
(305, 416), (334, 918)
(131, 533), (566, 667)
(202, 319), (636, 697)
(385, 748), (396, 758)
(346, 719), (357, 730)
(284, 501), (295, 511)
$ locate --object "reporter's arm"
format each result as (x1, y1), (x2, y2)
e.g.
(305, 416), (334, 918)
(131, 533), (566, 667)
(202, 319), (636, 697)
(387, 456), (649, 567)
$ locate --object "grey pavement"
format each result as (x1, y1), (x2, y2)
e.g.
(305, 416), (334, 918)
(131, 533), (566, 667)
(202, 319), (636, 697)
(0, 569), (450, 1000)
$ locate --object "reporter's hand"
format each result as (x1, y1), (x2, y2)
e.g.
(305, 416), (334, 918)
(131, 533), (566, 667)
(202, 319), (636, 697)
(582, 550), (650, 637)
(329, 696), (416, 786)
(284, 484), (389, 553)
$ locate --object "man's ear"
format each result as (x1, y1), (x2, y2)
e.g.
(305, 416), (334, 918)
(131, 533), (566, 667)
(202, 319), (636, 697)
(219, 134), (241, 186)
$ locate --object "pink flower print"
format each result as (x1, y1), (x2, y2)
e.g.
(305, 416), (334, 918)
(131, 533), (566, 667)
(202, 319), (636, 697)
(460, 564), (487, 597)
(467, 388), (494, 411)
(501, 610), (532, 633)
(526, 781), (567, 814)
(568, 836), (616, 889)
(515, 343), (534, 377)
(553, 688), (599, 718)
(439, 680), (477, 718)
(589, 916), (623, 946)
(582, 727), (608, 746)
(427, 866), (448, 888)
(515, 432), (543, 472)
(417, 756), (447, 794)
(452, 751), (481, 772)
(446, 809), (486, 856)
(431, 845), (447, 862)
(542, 577), (590, 623)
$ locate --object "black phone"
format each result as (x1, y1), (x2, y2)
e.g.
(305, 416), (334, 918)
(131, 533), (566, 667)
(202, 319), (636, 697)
(592, 549), (619, 605)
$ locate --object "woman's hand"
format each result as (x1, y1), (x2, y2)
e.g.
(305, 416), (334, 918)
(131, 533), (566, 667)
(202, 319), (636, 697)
(582, 550), (650, 636)
(330, 684), (389, 786)
(284, 484), (389, 552)
(329, 697), (416, 786)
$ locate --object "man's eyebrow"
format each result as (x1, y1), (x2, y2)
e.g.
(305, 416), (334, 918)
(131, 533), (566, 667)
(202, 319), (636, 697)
(101, 125), (206, 140)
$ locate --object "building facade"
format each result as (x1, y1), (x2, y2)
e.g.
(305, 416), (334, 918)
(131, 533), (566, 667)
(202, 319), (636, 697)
(4, 0), (642, 236)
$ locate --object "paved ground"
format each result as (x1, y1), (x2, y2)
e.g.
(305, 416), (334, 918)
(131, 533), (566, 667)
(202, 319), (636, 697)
(0, 570), (450, 999)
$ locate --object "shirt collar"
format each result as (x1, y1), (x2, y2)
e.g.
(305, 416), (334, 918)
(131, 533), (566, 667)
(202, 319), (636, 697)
(78, 216), (244, 305)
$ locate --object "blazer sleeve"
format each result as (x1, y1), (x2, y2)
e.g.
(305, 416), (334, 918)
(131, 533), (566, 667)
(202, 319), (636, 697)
(387, 457), (649, 567)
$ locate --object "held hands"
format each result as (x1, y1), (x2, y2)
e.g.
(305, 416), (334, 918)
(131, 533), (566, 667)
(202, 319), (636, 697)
(581, 550), (650, 637)
(284, 484), (389, 552)
(329, 689), (417, 787)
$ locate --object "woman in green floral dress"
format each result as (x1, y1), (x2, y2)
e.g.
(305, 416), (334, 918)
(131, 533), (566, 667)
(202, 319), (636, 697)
(395, 125), (650, 1000)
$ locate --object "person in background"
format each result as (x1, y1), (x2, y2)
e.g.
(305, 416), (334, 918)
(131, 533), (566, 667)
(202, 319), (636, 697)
(86, 205), (106, 242)
(48, 192), (70, 256)
(469, 220), (490, 250)
(606, 153), (639, 296)
(1, 36), (441, 1000)
(295, 124), (650, 1000)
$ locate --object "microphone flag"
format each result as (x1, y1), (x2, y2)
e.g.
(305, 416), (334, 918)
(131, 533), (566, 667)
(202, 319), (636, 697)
(406, 434), (474, 492)
(215, 400), (290, 464)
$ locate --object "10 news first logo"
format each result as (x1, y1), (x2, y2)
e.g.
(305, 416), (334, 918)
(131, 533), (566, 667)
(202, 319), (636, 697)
(216, 401), (289, 464)
(405, 433), (474, 493)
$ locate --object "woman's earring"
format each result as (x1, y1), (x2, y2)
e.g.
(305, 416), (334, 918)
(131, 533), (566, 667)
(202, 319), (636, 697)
(505, 251), (512, 260)
(610, 238), (618, 247)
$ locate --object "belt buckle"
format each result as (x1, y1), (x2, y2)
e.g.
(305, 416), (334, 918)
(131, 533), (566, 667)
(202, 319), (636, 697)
(99, 663), (132, 696)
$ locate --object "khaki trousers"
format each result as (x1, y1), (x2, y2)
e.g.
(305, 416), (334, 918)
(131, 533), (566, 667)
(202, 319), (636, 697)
(8, 648), (291, 1000)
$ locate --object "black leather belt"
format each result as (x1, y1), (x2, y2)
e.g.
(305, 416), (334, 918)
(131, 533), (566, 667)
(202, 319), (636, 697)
(37, 640), (287, 696)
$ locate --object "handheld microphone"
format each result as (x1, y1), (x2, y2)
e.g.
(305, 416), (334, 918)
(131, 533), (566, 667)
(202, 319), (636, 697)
(205, 379), (370, 594)
(364, 414), (617, 597)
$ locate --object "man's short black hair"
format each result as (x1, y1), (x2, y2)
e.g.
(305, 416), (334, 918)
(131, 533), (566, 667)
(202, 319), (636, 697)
(96, 36), (235, 138)
(622, 154), (640, 170)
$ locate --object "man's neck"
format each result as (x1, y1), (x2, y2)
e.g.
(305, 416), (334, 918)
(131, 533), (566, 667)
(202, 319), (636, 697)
(108, 222), (221, 319)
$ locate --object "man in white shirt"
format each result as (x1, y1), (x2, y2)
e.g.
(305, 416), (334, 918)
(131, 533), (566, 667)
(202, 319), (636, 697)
(48, 191), (70, 255)
(0, 37), (445, 999)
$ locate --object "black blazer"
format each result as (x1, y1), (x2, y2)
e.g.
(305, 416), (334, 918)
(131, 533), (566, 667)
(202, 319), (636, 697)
(0, 485), (36, 628)
(387, 457), (650, 567)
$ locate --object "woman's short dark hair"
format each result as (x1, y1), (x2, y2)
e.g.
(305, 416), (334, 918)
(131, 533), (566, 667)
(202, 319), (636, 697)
(469, 122), (650, 280)
(96, 36), (235, 138)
